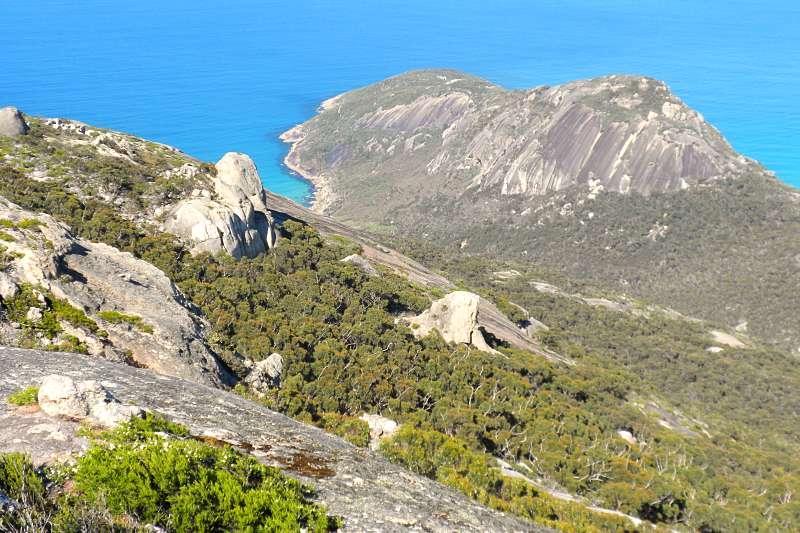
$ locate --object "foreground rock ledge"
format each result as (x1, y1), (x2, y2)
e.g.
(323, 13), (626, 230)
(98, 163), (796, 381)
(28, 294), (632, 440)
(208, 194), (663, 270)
(0, 347), (544, 532)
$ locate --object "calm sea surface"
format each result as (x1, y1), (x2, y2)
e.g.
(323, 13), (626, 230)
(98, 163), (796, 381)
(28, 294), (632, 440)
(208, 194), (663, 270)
(2, 0), (799, 203)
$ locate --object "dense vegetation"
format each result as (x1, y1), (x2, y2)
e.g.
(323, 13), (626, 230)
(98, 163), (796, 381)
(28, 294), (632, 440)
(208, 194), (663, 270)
(390, 237), (800, 444)
(1, 125), (799, 531)
(0, 414), (339, 532)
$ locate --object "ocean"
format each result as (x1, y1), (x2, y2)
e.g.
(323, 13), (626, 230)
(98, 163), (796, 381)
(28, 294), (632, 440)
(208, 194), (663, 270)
(2, 0), (799, 204)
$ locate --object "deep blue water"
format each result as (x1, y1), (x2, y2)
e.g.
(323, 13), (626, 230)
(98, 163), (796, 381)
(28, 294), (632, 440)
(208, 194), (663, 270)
(2, 0), (799, 203)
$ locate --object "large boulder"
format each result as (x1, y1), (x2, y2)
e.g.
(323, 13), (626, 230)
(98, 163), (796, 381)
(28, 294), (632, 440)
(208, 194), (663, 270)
(408, 290), (571, 363)
(38, 374), (143, 428)
(164, 152), (277, 259)
(243, 352), (283, 395)
(409, 291), (501, 354)
(341, 254), (378, 277)
(0, 107), (28, 137)
(359, 413), (399, 450)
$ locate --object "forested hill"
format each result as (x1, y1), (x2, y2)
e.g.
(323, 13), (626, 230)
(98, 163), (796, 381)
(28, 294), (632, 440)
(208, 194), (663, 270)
(282, 69), (800, 354)
(0, 109), (798, 532)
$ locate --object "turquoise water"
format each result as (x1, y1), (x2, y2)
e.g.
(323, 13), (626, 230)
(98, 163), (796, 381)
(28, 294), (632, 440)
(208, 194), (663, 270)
(2, 0), (799, 203)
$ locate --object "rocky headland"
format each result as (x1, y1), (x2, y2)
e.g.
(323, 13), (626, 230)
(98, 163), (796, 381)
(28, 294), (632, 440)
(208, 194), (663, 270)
(281, 70), (800, 353)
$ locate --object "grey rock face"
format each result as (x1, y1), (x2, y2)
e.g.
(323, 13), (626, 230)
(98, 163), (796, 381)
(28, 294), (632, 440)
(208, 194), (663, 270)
(0, 197), (234, 387)
(0, 271), (19, 300)
(0, 107), (28, 136)
(164, 152), (277, 259)
(0, 347), (545, 532)
(38, 374), (143, 427)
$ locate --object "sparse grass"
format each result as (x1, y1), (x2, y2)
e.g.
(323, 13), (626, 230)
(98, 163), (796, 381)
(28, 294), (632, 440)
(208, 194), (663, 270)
(50, 298), (98, 333)
(17, 218), (41, 230)
(6, 386), (39, 406)
(0, 218), (40, 230)
(97, 310), (154, 334)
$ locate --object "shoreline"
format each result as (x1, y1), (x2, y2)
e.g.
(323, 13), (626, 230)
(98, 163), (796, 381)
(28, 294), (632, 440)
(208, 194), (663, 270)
(279, 124), (335, 214)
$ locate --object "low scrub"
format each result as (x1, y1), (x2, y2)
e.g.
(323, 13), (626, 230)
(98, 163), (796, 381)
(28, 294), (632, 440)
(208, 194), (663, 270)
(0, 413), (341, 532)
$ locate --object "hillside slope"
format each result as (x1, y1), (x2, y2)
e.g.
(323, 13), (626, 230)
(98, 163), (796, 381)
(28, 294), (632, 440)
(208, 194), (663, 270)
(1, 109), (799, 531)
(0, 346), (540, 532)
(282, 69), (800, 353)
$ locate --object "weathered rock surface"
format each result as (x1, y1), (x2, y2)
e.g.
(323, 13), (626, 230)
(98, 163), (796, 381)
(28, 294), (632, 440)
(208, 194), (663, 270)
(409, 291), (500, 353)
(0, 347), (544, 532)
(243, 352), (283, 395)
(359, 413), (399, 451)
(0, 107), (28, 137)
(0, 197), (233, 387)
(38, 374), (143, 427)
(164, 152), (277, 258)
(409, 291), (569, 363)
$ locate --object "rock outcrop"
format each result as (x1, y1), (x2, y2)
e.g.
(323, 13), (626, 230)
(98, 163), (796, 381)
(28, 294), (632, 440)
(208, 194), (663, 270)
(409, 291), (501, 354)
(0, 107), (28, 137)
(243, 352), (283, 395)
(408, 291), (570, 363)
(359, 413), (399, 451)
(0, 347), (545, 532)
(341, 253), (379, 277)
(38, 374), (143, 428)
(164, 152), (277, 258)
(0, 197), (233, 387)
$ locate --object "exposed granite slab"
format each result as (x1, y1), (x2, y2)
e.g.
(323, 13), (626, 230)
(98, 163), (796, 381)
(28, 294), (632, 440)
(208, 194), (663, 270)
(0, 346), (546, 532)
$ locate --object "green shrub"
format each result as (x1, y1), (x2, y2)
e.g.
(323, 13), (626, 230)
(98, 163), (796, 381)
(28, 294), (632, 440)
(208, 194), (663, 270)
(17, 218), (41, 230)
(97, 310), (154, 334)
(6, 386), (39, 406)
(318, 413), (371, 447)
(0, 452), (47, 507)
(0, 415), (340, 532)
(50, 297), (99, 332)
(75, 415), (340, 531)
